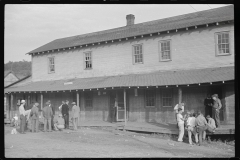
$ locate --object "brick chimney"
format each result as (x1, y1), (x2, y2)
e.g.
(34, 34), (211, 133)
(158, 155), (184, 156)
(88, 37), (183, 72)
(126, 14), (135, 26)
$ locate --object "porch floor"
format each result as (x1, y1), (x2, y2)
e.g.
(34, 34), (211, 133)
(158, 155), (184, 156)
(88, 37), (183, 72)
(75, 120), (235, 135)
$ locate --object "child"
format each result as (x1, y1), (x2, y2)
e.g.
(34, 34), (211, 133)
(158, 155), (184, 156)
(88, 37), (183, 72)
(11, 114), (19, 134)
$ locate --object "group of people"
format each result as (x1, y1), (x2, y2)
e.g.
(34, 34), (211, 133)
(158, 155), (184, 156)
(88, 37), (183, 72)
(174, 93), (222, 146)
(16, 99), (80, 134)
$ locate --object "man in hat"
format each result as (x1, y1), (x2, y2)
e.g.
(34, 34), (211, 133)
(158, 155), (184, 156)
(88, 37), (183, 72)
(19, 100), (26, 134)
(62, 100), (69, 129)
(176, 108), (186, 142)
(212, 94), (222, 128)
(204, 94), (214, 117)
(47, 100), (55, 131)
(174, 102), (185, 127)
(42, 101), (53, 132)
(30, 102), (40, 132)
(54, 114), (65, 131)
(71, 102), (80, 131)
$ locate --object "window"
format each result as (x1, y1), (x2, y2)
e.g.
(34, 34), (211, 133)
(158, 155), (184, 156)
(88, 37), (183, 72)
(133, 44), (143, 64)
(162, 89), (172, 107)
(84, 52), (92, 69)
(85, 92), (93, 108)
(159, 40), (171, 61)
(215, 32), (230, 55)
(145, 89), (155, 107)
(48, 57), (55, 73)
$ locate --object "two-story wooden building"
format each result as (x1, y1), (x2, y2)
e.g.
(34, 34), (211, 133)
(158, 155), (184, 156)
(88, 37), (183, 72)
(5, 5), (234, 126)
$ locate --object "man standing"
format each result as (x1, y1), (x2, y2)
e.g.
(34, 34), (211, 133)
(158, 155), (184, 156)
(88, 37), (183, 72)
(186, 113), (198, 145)
(43, 101), (53, 132)
(204, 94), (213, 117)
(19, 100), (26, 134)
(62, 100), (69, 129)
(174, 103), (185, 127)
(48, 100), (55, 131)
(71, 102), (80, 131)
(30, 102), (40, 132)
(212, 94), (222, 128)
(177, 108), (186, 142)
(195, 110), (208, 146)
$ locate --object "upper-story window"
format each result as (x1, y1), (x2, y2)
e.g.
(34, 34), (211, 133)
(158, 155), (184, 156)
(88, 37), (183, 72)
(162, 88), (173, 107)
(145, 89), (155, 107)
(133, 44), (143, 64)
(159, 40), (171, 61)
(84, 52), (92, 69)
(215, 32), (230, 56)
(48, 57), (55, 73)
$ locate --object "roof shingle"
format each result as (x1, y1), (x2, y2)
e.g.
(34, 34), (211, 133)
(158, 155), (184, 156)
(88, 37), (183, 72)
(4, 66), (234, 93)
(27, 5), (234, 55)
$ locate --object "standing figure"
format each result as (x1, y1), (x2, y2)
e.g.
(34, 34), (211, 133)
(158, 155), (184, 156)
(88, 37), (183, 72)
(177, 108), (186, 142)
(43, 101), (53, 132)
(204, 94), (214, 117)
(19, 100), (26, 134)
(186, 113), (198, 145)
(212, 94), (222, 128)
(174, 103), (185, 127)
(48, 100), (55, 131)
(71, 102), (80, 131)
(195, 110), (208, 146)
(62, 100), (70, 129)
(113, 98), (118, 122)
(30, 102), (40, 132)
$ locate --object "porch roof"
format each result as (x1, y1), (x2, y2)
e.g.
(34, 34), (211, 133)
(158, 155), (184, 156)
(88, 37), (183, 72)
(4, 66), (234, 93)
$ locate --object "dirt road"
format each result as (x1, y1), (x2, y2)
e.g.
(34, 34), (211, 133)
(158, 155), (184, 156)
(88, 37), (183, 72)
(4, 125), (234, 158)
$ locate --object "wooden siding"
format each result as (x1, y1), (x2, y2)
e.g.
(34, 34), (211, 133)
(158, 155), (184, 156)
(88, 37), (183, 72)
(6, 83), (234, 125)
(224, 84), (235, 124)
(32, 24), (234, 82)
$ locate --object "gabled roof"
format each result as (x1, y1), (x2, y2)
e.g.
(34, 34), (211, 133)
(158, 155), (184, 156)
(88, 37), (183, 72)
(4, 66), (234, 93)
(4, 70), (19, 79)
(4, 75), (31, 89)
(27, 5), (234, 55)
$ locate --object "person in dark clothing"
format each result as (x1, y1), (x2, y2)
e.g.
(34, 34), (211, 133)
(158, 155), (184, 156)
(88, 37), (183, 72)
(62, 100), (69, 129)
(47, 100), (55, 131)
(204, 94), (214, 117)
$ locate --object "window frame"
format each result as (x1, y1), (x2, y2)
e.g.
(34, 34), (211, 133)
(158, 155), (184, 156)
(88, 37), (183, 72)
(84, 91), (93, 108)
(159, 39), (172, 62)
(132, 44), (144, 64)
(145, 89), (156, 108)
(84, 51), (92, 70)
(215, 31), (231, 56)
(161, 88), (173, 107)
(48, 56), (55, 74)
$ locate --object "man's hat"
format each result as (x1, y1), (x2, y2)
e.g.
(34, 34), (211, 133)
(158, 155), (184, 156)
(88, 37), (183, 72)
(206, 115), (211, 118)
(72, 102), (76, 105)
(59, 114), (63, 117)
(21, 100), (25, 103)
(212, 94), (218, 98)
(46, 101), (50, 105)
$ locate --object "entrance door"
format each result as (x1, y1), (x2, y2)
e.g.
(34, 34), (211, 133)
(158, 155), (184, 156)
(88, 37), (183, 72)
(210, 86), (224, 122)
(116, 90), (125, 121)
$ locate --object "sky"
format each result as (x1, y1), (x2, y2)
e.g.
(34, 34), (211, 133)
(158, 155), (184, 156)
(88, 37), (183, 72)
(4, 4), (230, 63)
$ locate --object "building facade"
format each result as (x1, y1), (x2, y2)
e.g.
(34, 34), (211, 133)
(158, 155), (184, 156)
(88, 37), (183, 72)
(5, 5), (235, 125)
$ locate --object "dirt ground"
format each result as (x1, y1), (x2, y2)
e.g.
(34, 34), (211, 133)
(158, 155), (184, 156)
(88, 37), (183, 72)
(4, 125), (235, 158)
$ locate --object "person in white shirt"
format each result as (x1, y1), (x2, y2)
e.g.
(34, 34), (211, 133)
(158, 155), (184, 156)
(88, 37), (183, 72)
(174, 103), (185, 128)
(203, 115), (216, 140)
(177, 108), (186, 142)
(186, 113), (199, 145)
(19, 100), (26, 134)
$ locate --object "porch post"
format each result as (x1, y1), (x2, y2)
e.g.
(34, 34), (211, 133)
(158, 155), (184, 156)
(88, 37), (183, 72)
(178, 88), (182, 103)
(10, 93), (13, 119)
(77, 92), (79, 107)
(41, 93), (43, 110)
(124, 89), (126, 128)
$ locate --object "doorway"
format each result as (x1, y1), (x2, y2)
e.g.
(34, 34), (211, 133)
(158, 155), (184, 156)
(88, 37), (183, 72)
(109, 90), (128, 122)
